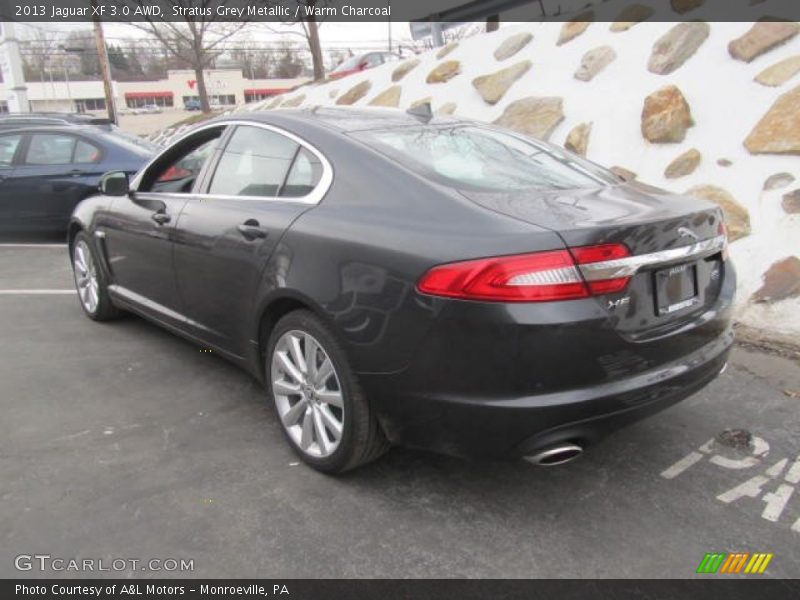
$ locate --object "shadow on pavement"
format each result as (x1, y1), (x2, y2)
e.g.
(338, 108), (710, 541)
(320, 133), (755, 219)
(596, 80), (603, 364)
(0, 231), (67, 244)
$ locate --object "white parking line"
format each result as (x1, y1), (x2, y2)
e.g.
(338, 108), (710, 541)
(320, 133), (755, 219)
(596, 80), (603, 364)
(0, 289), (75, 295)
(0, 244), (66, 248)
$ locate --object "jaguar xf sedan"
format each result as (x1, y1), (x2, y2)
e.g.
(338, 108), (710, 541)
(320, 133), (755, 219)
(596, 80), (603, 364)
(68, 107), (735, 473)
(0, 126), (154, 234)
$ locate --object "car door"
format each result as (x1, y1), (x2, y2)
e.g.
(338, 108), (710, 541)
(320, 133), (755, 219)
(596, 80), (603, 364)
(101, 127), (224, 328)
(0, 132), (23, 230)
(6, 131), (106, 232)
(172, 123), (329, 357)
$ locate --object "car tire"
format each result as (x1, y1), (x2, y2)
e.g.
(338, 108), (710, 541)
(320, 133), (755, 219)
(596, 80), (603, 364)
(71, 231), (122, 322)
(266, 309), (389, 473)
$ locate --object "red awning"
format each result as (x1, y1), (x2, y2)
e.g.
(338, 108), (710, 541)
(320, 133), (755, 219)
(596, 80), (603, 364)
(124, 91), (174, 99)
(244, 88), (290, 96)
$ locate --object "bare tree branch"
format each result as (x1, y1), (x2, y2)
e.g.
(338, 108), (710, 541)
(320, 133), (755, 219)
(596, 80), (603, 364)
(126, 0), (250, 112)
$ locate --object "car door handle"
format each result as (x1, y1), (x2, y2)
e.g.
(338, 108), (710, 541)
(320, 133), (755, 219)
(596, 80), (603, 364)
(151, 212), (171, 225)
(237, 220), (268, 240)
(70, 169), (85, 177)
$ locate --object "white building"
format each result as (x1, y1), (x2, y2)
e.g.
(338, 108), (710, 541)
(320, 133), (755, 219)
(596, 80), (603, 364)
(0, 68), (307, 113)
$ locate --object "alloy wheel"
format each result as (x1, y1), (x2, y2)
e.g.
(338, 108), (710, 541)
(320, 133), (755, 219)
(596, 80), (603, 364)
(271, 330), (345, 458)
(73, 240), (99, 314)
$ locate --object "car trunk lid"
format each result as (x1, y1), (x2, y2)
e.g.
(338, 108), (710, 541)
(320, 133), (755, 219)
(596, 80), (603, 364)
(461, 182), (728, 338)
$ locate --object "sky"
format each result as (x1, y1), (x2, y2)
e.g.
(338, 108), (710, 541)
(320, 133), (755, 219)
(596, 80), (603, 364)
(15, 20), (416, 50)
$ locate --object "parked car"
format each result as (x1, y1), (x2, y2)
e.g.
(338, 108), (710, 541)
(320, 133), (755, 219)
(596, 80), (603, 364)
(68, 108), (734, 473)
(0, 126), (155, 233)
(140, 104), (163, 114)
(329, 52), (402, 79)
(184, 99), (201, 111)
(0, 112), (114, 131)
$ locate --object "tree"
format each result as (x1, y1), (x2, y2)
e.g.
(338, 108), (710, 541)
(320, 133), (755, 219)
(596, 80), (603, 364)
(129, 7), (249, 113)
(301, 1), (325, 81)
(259, 1), (338, 82)
(229, 40), (273, 80)
(273, 43), (304, 79)
(64, 30), (100, 77)
(107, 44), (130, 73)
(21, 28), (62, 82)
(123, 49), (145, 79)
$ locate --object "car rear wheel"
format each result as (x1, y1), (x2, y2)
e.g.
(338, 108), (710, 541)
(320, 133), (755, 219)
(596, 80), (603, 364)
(71, 232), (121, 321)
(267, 310), (389, 473)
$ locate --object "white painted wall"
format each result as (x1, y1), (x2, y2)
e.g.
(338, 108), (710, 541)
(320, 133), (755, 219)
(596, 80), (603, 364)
(244, 19), (799, 339)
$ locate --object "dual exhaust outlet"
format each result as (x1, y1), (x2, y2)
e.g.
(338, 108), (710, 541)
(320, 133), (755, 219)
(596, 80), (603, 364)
(523, 442), (584, 467)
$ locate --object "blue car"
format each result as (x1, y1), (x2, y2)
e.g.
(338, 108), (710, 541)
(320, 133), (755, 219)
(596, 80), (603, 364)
(0, 126), (155, 234)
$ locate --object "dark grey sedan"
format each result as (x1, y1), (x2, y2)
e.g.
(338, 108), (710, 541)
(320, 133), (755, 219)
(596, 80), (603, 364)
(68, 108), (735, 473)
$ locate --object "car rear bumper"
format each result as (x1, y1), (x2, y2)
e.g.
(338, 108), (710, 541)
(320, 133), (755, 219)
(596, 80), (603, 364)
(363, 327), (733, 459)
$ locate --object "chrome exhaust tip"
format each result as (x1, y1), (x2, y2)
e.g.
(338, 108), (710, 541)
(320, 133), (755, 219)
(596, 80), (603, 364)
(523, 443), (584, 467)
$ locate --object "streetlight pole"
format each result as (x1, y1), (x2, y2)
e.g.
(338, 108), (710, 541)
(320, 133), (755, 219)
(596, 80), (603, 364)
(64, 66), (72, 111)
(387, 2), (392, 53)
(0, 22), (30, 113)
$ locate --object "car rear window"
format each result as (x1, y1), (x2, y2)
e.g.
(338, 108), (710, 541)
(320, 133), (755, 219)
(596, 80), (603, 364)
(354, 125), (619, 192)
(208, 125), (299, 198)
(100, 130), (157, 157)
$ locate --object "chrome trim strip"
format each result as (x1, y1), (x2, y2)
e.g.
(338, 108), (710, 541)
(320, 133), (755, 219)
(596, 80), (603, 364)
(579, 235), (726, 281)
(129, 119), (334, 206)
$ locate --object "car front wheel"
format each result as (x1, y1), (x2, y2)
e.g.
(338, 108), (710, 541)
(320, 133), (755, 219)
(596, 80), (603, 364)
(267, 310), (388, 473)
(71, 232), (121, 321)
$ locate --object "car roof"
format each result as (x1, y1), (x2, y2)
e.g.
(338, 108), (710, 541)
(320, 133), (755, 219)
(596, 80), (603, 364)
(0, 124), (101, 136)
(217, 106), (464, 134)
(0, 112), (93, 120)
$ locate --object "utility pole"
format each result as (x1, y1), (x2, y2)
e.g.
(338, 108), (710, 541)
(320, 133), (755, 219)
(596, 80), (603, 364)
(92, 0), (117, 124)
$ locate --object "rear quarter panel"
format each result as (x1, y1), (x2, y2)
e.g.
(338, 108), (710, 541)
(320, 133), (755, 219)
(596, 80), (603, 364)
(254, 130), (567, 374)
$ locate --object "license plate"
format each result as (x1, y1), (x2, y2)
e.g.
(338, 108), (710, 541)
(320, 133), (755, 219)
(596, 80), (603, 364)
(655, 263), (699, 315)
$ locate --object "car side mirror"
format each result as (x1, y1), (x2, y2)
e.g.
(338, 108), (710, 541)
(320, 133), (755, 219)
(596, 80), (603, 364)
(99, 171), (129, 196)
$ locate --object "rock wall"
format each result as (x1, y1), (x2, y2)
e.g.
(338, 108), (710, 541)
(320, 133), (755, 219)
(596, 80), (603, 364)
(151, 13), (800, 340)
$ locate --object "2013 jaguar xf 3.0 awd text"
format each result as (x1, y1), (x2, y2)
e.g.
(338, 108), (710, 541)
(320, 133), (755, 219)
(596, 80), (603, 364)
(69, 107), (734, 473)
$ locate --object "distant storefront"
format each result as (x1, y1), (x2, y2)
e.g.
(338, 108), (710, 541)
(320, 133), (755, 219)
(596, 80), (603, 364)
(244, 87), (294, 103)
(124, 91), (174, 109)
(119, 70), (305, 110)
(0, 69), (307, 113)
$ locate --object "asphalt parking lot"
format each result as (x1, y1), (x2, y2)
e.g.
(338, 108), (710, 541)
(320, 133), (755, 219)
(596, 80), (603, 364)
(1, 242), (798, 579)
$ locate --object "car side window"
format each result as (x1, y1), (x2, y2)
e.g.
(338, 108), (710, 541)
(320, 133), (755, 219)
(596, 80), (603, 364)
(0, 134), (22, 168)
(208, 126), (298, 198)
(25, 133), (78, 165)
(141, 137), (218, 194)
(281, 148), (323, 198)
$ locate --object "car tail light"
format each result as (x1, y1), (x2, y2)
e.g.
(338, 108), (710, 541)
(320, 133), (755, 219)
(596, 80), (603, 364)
(570, 244), (632, 295)
(417, 243), (631, 303)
